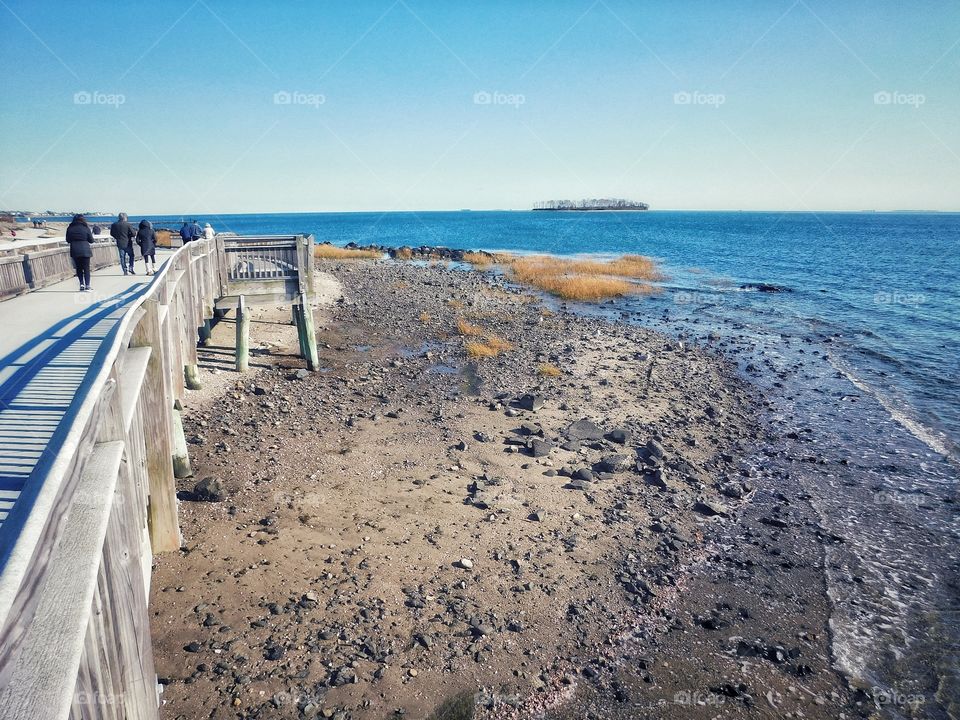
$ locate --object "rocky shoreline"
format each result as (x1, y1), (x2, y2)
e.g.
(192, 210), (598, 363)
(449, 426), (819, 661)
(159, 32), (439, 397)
(150, 258), (867, 720)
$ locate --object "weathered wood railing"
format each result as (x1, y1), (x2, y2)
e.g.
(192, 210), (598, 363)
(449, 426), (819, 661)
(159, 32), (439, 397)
(0, 239), (123, 299)
(0, 240), (218, 719)
(216, 234), (318, 370)
(0, 234), (318, 719)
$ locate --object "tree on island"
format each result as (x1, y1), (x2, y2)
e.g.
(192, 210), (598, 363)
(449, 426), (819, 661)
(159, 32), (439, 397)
(532, 198), (649, 211)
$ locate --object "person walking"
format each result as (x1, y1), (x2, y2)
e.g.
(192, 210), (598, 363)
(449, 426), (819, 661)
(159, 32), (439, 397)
(179, 221), (192, 244)
(136, 219), (158, 275)
(65, 214), (94, 291)
(203, 222), (215, 240)
(189, 219), (203, 242)
(110, 212), (137, 274)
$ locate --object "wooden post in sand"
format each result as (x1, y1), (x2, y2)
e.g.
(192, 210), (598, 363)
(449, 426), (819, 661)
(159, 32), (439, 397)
(184, 363), (201, 390)
(171, 407), (193, 479)
(198, 318), (212, 346)
(236, 294), (250, 372)
(297, 292), (319, 371)
(292, 303), (307, 360)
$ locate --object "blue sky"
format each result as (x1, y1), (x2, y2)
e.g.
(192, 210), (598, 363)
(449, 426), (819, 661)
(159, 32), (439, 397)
(1, 0), (958, 213)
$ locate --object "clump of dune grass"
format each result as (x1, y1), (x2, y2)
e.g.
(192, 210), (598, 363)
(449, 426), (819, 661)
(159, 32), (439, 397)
(419, 311), (432, 323)
(538, 363), (562, 377)
(505, 254), (663, 301)
(393, 247), (413, 260)
(464, 340), (498, 358)
(462, 251), (514, 268)
(314, 244), (382, 260)
(483, 335), (513, 353)
(446, 299), (465, 310)
(456, 318), (484, 336)
(462, 251), (493, 268)
(464, 334), (512, 359)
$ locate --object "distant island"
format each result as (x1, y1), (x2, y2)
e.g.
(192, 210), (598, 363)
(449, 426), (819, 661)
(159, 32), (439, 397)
(533, 198), (649, 211)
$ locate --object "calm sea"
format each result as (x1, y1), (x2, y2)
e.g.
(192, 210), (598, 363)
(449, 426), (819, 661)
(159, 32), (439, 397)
(45, 209), (960, 715)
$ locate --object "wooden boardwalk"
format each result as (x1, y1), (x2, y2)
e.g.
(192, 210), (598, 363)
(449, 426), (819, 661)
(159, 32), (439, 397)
(0, 234), (317, 719)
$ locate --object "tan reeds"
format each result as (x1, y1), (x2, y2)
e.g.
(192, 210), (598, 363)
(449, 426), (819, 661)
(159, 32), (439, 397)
(313, 244), (382, 260)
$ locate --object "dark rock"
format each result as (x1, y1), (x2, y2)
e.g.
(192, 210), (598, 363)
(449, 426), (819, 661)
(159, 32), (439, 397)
(193, 477), (225, 502)
(330, 666), (357, 686)
(574, 467), (595, 482)
(693, 498), (729, 517)
(264, 644), (285, 661)
(645, 439), (666, 460)
(761, 516), (789, 529)
(518, 394), (544, 411)
(566, 418), (604, 441)
(607, 428), (632, 445)
(598, 454), (631, 473)
(529, 439), (553, 458)
(644, 468), (668, 489)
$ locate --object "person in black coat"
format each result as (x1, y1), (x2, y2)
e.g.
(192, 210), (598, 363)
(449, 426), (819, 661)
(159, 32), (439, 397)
(136, 219), (158, 275)
(110, 212), (137, 275)
(65, 214), (94, 291)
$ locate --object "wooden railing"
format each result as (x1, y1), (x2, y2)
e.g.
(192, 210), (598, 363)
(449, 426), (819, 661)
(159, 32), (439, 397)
(0, 239), (123, 299)
(0, 240), (218, 719)
(0, 234), (317, 719)
(216, 234), (314, 305)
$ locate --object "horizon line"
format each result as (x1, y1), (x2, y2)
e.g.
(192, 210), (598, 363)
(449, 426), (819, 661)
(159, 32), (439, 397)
(8, 208), (959, 216)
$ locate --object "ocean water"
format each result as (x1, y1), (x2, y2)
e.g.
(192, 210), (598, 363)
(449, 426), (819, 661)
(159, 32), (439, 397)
(151, 210), (958, 454)
(71, 210), (960, 714)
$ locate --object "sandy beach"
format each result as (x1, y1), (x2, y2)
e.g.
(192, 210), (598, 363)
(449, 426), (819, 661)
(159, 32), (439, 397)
(149, 258), (864, 720)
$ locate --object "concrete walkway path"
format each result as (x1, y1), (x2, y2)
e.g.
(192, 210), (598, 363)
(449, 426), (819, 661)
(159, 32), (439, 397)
(0, 251), (173, 531)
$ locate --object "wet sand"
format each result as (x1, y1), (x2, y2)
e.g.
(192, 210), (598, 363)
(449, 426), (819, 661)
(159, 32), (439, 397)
(150, 259), (864, 719)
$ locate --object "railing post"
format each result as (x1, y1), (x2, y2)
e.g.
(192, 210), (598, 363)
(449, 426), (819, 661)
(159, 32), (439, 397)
(297, 292), (319, 371)
(130, 300), (181, 551)
(235, 295), (249, 372)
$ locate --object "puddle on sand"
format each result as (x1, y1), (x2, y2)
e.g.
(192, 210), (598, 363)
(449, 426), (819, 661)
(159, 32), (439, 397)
(425, 362), (483, 395)
(428, 364), (459, 374)
(353, 344), (373, 352)
(398, 341), (441, 359)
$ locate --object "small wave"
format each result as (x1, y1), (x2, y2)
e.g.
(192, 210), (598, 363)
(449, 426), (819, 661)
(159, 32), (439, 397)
(828, 357), (955, 460)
